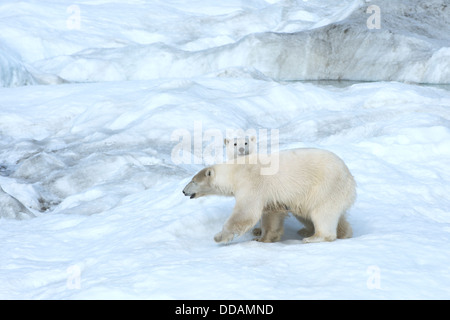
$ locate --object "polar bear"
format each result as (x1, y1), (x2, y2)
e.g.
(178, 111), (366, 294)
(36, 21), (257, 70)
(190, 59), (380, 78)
(224, 136), (256, 161)
(182, 148), (356, 244)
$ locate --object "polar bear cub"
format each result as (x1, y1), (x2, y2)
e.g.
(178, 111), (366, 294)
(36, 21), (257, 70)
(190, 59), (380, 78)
(183, 148), (356, 244)
(224, 136), (256, 161)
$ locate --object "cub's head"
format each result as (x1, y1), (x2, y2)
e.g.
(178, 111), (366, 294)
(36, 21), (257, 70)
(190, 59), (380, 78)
(224, 136), (256, 158)
(182, 167), (216, 199)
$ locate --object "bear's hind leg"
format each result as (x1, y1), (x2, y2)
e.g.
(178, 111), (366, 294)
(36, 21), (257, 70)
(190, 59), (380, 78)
(302, 204), (341, 243)
(337, 214), (352, 239)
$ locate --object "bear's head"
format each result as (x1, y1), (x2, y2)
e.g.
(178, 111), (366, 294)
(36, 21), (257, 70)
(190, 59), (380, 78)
(183, 167), (216, 199)
(224, 136), (256, 158)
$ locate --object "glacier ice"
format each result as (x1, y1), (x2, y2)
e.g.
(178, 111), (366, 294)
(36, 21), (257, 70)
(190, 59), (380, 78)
(1, 0), (449, 86)
(23, 0), (450, 84)
(0, 185), (34, 219)
(0, 43), (35, 87)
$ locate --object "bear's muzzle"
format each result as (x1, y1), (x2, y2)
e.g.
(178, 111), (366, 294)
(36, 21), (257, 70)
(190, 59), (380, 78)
(182, 190), (196, 199)
(182, 182), (197, 199)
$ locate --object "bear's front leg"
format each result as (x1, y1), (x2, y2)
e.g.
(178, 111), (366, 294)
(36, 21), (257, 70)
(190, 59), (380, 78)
(214, 230), (235, 243)
(255, 210), (287, 243)
(214, 198), (263, 244)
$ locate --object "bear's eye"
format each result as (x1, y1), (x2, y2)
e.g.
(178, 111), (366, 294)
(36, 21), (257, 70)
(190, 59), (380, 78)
(245, 142), (248, 145)
(234, 143), (237, 146)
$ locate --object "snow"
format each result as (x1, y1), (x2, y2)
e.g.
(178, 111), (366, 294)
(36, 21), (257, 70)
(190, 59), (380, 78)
(0, 0), (450, 300)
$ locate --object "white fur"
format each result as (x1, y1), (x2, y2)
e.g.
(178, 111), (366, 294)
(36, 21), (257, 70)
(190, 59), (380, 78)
(183, 148), (356, 244)
(224, 136), (256, 160)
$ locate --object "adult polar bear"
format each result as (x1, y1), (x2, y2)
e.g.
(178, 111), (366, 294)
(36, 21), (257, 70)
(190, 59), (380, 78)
(183, 148), (356, 244)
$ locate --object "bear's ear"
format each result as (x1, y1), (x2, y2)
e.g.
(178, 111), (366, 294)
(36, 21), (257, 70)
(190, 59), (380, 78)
(205, 168), (214, 177)
(250, 136), (256, 142)
(224, 138), (229, 145)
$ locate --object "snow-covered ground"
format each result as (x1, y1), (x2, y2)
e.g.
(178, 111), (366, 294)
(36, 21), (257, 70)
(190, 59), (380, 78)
(0, 0), (449, 299)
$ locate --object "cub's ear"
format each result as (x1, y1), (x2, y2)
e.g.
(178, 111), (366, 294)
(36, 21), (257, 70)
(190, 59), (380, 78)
(224, 138), (230, 145)
(205, 168), (214, 177)
(250, 136), (256, 142)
